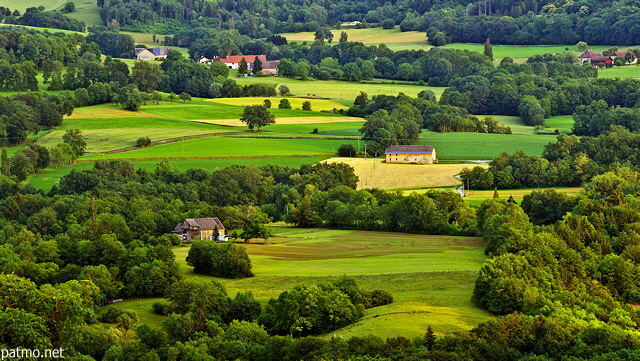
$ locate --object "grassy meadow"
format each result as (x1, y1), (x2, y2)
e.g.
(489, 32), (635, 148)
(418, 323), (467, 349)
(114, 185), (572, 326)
(3, 0), (66, 12)
(418, 132), (554, 159)
(168, 228), (492, 337)
(442, 43), (611, 60)
(544, 115), (575, 134)
(597, 64), (640, 79)
(281, 27), (430, 51)
(65, 0), (102, 27)
(462, 187), (583, 207)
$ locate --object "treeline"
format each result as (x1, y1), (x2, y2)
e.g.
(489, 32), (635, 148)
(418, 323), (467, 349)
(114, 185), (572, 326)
(8, 6), (86, 32)
(460, 126), (640, 189)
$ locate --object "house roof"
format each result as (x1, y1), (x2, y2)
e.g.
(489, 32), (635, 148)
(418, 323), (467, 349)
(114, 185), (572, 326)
(135, 48), (171, 56)
(213, 55), (267, 64)
(578, 50), (598, 59)
(173, 217), (225, 233)
(591, 55), (612, 62)
(250, 60), (280, 69)
(385, 145), (435, 154)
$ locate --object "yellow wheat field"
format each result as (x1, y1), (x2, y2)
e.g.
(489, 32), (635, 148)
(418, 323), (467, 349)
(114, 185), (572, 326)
(191, 116), (363, 126)
(324, 158), (488, 190)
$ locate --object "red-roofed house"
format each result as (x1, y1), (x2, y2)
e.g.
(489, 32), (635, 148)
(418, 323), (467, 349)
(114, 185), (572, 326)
(385, 145), (437, 164)
(578, 49), (613, 67)
(612, 51), (637, 64)
(212, 55), (268, 69)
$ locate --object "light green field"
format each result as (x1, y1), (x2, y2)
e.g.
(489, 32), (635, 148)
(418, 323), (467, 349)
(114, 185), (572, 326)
(28, 157), (327, 190)
(233, 77), (444, 103)
(2, 0), (66, 12)
(442, 43), (611, 60)
(281, 27), (430, 51)
(172, 228), (491, 337)
(207, 97), (349, 111)
(598, 65), (640, 79)
(0, 23), (85, 35)
(544, 115), (574, 134)
(463, 187), (583, 201)
(475, 115), (533, 135)
(64, 0), (102, 27)
(419, 132), (555, 159)
(105, 298), (166, 330)
(83, 137), (355, 159)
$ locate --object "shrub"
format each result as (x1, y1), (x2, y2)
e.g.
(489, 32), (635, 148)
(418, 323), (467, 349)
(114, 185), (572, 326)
(302, 101), (312, 111)
(365, 289), (394, 307)
(278, 99), (292, 109)
(136, 136), (151, 147)
(98, 307), (123, 323)
(152, 302), (171, 315)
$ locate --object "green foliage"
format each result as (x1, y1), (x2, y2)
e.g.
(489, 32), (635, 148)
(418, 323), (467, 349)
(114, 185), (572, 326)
(302, 101), (312, 111)
(136, 136), (152, 147)
(278, 98), (292, 109)
(240, 105), (275, 131)
(338, 143), (356, 157)
(186, 241), (254, 279)
(63, 128), (87, 158)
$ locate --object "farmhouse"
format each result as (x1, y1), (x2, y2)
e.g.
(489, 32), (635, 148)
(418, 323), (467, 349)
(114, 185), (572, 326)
(341, 21), (362, 26)
(134, 47), (172, 61)
(173, 217), (227, 241)
(385, 145), (437, 164)
(212, 55), (268, 69)
(578, 49), (613, 67)
(251, 60), (280, 75)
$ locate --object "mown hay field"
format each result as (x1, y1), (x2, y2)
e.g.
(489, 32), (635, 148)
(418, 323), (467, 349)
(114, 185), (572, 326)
(281, 27), (431, 51)
(324, 157), (487, 190)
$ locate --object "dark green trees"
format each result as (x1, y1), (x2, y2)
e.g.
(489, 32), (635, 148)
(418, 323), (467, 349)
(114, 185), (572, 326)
(240, 105), (275, 131)
(186, 241), (254, 278)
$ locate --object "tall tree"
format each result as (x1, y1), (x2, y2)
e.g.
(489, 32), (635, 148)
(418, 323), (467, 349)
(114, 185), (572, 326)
(62, 129), (86, 158)
(240, 105), (275, 131)
(132, 61), (163, 92)
(484, 38), (494, 61)
(252, 56), (263, 75)
(238, 58), (248, 76)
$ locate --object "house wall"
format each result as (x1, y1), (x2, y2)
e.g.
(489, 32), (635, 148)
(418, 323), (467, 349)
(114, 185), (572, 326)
(386, 153), (434, 164)
(262, 68), (278, 75)
(137, 51), (155, 61)
(184, 228), (226, 241)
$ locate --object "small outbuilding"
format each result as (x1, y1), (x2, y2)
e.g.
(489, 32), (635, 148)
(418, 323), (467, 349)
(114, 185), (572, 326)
(134, 47), (172, 61)
(173, 217), (227, 241)
(385, 145), (437, 164)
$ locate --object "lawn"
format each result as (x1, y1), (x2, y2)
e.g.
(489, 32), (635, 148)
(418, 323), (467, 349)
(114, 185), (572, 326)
(418, 132), (555, 159)
(475, 115), (533, 135)
(544, 115), (574, 134)
(28, 157), (327, 190)
(281, 27), (430, 51)
(104, 298), (166, 330)
(324, 157), (488, 190)
(172, 228), (491, 337)
(442, 43), (611, 60)
(233, 77), (444, 103)
(2, 0), (67, 13)
(597, 64), (640, 79)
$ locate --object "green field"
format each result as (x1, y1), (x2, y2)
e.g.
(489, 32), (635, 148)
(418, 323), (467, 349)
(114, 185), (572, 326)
(2, 0), (66, 12)
(281, 27), (430, 51)
(597, 64), (640, 79)
(232, 77), (444, 103)
(0, 23), (85, 35)
(419, 132), (554, 159)
(544, 115), (575, 134)
(476, 115), (533, 135)
(168, 228), (492, 337)
(208, 97), (349, 111)
(442, 43), (612, 60)
(65, 0), (102, 27)
(29, 157), (327, 190)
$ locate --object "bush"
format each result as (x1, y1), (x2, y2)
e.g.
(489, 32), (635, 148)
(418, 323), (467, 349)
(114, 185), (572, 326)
(302, 101), (312, 111)
(365, 289), (394, 307)
(278, 99), (292, 109)
(381, 18), (395, 29)
(98, 307), (123, 323)
(136, 136), (151, 147)
(152, 302), (171, 315)
(338, 144), (356, 157)
(186, 241), (254, 278)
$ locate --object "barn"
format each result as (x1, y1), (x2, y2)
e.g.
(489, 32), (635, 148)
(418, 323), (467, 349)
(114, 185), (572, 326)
(385, 145), (437, 164)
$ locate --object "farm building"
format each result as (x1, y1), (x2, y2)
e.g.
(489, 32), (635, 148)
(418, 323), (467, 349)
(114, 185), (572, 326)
(385, 145), (437, 164)
(212, 55), (267, 69)
(578, 49), (613, 67)
(134, 48), (172, 61)
(173, 217), (227, 241)
(251, 60), (280, 75)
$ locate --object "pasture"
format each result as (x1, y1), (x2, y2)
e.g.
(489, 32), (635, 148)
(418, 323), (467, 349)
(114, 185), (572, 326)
(418, 132), (555, 159)
(232, 77), (444, 103)
(3, 0), (66, 12)
(171, 228), (492, 337)
(462, 187), (583, 207)
(442, 43), (611, 60)
(281, 27), (430, 51)
(544, 115), (574, 134)
(598, 64), (640, 79)
(82, 137), (356, 159)
(324, 157), (488, 190)
(65, 0), (102, 27)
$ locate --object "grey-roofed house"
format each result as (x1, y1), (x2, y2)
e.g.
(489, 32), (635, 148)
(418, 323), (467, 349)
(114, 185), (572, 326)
(385, 145), (437, 164)
(134, 47), (172, 61)
(173, 217), (227, 241)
